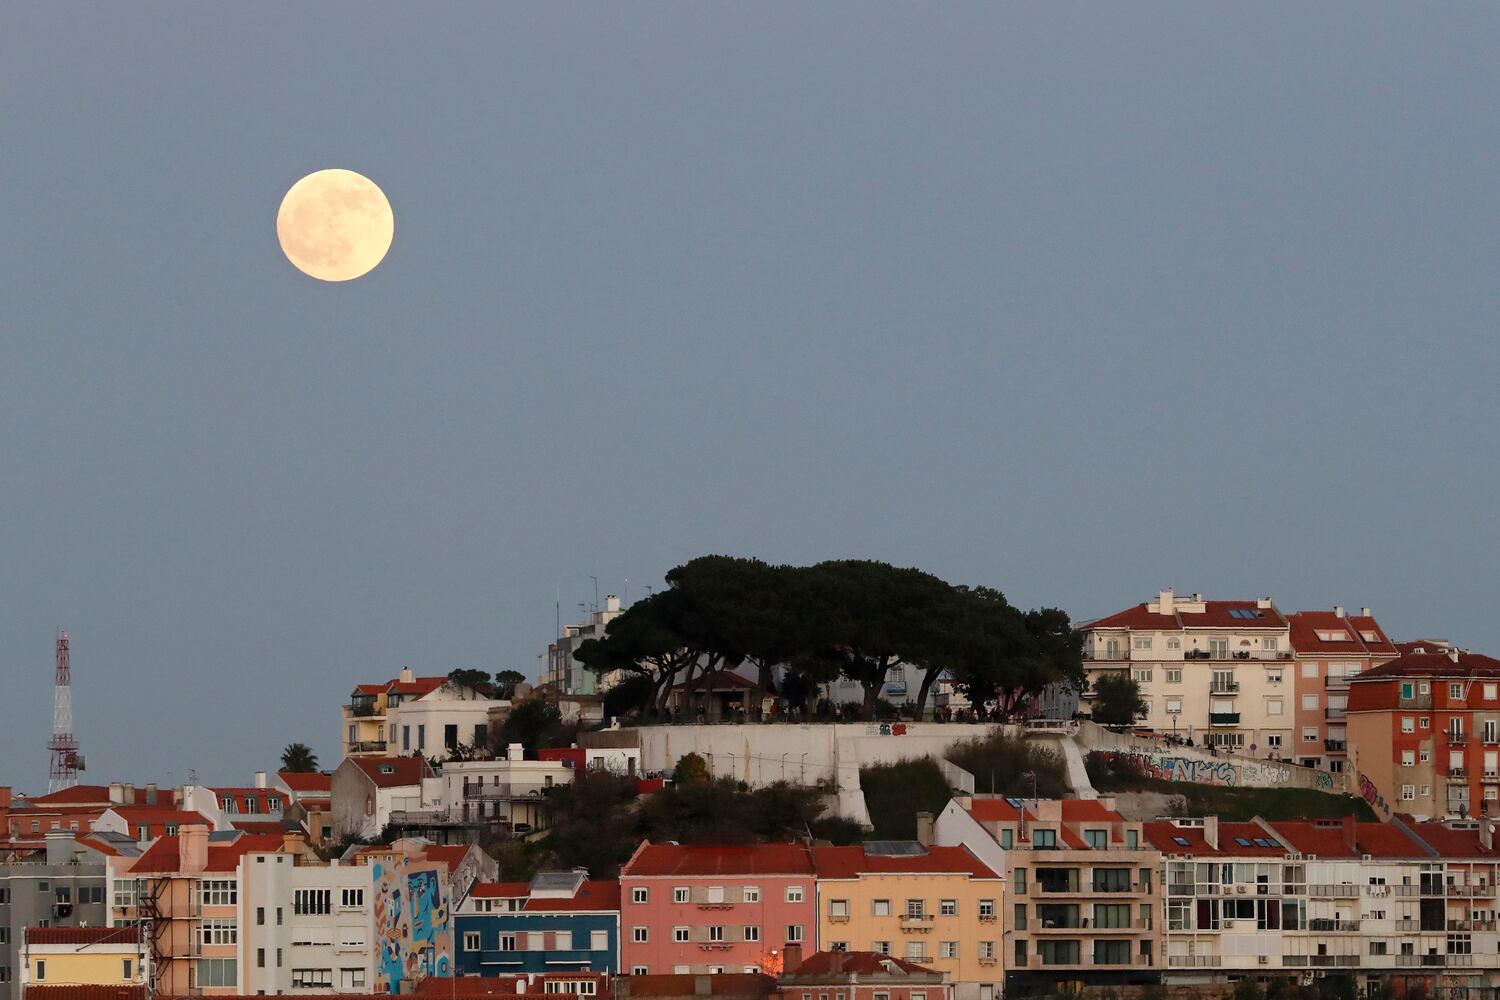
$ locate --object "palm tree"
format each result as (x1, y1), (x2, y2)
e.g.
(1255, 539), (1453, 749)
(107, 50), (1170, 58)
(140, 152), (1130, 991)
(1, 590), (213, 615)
(281, 743), (319, 773)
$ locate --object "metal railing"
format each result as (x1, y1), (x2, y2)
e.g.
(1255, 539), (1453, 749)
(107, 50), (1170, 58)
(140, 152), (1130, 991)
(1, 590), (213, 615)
(1307, 883), (1361, 897)
(1210, 682), (1240, 694)
(348, 740), (388, 753)
(1325, 707), (1347, 720)
(1324, 739), (1347, 752)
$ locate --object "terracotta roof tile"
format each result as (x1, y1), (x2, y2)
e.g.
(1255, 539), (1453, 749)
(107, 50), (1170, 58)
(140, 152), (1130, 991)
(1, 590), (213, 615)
(278, 771), (332, 794)
(625, 974), (770, 999)
(1355, 651), (1500, 681)
(25, 926), (139, 946)
(129, 832), (288, 874)
(622, 842), (815, 877)
(526, 881), (621, 911)
(790, 951), (937, 977)
(811, 845), (999, 879)
(349, 756), (433, 788)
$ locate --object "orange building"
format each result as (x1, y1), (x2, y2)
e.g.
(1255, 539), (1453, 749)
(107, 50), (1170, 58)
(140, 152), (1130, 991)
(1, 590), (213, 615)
(1347, 647), (1500, 821)
(1286, 608), (1397, 773)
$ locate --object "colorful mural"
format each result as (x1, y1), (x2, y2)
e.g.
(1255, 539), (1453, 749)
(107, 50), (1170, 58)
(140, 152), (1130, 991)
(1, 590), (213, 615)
(372, 856), (453, 992)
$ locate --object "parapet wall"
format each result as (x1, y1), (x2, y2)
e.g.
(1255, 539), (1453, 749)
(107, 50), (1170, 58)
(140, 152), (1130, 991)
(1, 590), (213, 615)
(1073, 720), (1347, 793)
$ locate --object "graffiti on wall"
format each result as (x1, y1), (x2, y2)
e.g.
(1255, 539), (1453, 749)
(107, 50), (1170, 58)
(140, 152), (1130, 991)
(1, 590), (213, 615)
(1358, 772), (1391, 818)
(373, 858), (453, 992)
(1093, 748), (1305, 788)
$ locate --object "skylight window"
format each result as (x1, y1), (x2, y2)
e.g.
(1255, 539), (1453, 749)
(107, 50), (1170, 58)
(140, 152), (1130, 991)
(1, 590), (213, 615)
(1254, 839), (1276, 848)
(1234, 837), (1251, 847)
(1228, 608), (1264, 620)
(1172, 837), (1190, 847)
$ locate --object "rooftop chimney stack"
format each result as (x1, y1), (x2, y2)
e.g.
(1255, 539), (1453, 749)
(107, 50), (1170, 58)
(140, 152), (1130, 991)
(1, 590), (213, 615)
(1482, 821), (1495, 852)
(1449, 649), (1461, 663)
(605, 595), (621, 613)
(400, 666), (415, 683)
(1158, 589), (1175, 615)
(144, 783), (157, 806)
(254, 771), (268, 789)
(1334, 606), (1345, 618)
(1257, 597), (1273, 609)
(783, 943), (803, 973)
(1361, 607), (1372, 617)
(1342, 815), (1358, 853)
(180, 824), (210, 872)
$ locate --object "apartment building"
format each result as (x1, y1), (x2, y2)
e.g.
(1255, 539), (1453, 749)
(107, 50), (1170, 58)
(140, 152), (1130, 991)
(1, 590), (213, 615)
(342, 668), (508, 760)
(618, 843), (816, 976)
(455, 870), (621, 975)
(926, 797), (1162, 993)
(1148, 814), (1500, 993)
(1080, 590), (1293, 752)
(0, 832), (113, 1000)
(809, 844), (1002, 1000)
(1347, 648), (1500, 821)
(540, 597), (626, 696)
(20, 927), (145, 991)
(4, 784), (181, 843)
(274, 771), (334, 845)
(1286, 608), (1398, 772)
(330, 756), (438, 840)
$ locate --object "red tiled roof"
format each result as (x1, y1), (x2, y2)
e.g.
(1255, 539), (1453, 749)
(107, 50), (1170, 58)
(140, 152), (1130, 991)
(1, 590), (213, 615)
(26, 926), (139, 946)
(1349, 615), (1397, 655)
(24, 989), (146, 1000)
(420, 844), (472, 867)
(389, 677), (448, 696)
(231, 821), (289, 835)
(279, 771), (332, 794)
(1144, 821), (1285, 857)
(790, 951), (937, 977)
(1396, 640), (1453, 656)
(103, 808), (211, 835)
(23, 786), (118, 806)
(1089, 599), (1285, 631)
(212, 788), (289, 811)
(622, 842), (815, 877)
(1354, 651), (1500, 681)
(470, 881), (532, 898)
(964, 799), (1024, 823)
(1406, 822), (1499, 858)
(812, 845), (999, 879)
(625, 974), (771, 999)
(413, 974), (611, 998)
(527, 881), (621, 912)
(349, 756), (433, 788)
(1061, 800), (1121, 822)
(1085, 605), (1180, 631)
(354, 684), (388, 696)
(129, 832), (287, 874)
(1266, 820), (1425, 859)
(1288, 611), (1372, 655)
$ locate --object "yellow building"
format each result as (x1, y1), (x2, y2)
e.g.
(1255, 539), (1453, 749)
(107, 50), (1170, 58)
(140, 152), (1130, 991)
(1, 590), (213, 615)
(812, 843), (1003, 1000)
(21, 926), (145, 989)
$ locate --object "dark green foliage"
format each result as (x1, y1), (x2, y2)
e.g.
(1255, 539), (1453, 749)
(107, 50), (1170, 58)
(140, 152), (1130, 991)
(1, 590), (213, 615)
(280, 743), (318, 773)
(858, 757), (954, 840)
(947, 731), (1069, 798)
(602, 674), (655, 718)
(543, 770), (641, 878)
(809, 815), (865, 845)
(493, 699), (569, 753)
(493, 670), (527, 699)
(671, 752), (711, 786)
(447, 667), (494, 697)
(1232, 978), (1266, 1000)
(1090, 673), (1147, 725)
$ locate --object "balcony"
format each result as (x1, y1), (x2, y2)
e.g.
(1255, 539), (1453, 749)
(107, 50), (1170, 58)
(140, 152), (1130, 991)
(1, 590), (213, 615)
(1394, 955), (1455, 968)
(1307, 918), (1360, 932)
(1306, 955), (1361, 968)
(1324, 675), (1350, 689)
(1307, 883), (1361, 898)
(1168, 955), (1217, 968)
(1447, 883), (1492, 897)
(1447, 768), (1469, 781)
(1448, 918), (1498, 931)
(463, 784), (555, 801)
(348, 739), (388, 754)
(349, 699), (380, 718)
(1324, 707), (1347, 721)
(1210, 713), (1240, 726)
(1324, 739), (1347, 753)
(1185, 649), (1291, 661)
(1086, 650), (1131, 662)
(1210, 682), (1240, 694)
(1449, 732), (1470, 745)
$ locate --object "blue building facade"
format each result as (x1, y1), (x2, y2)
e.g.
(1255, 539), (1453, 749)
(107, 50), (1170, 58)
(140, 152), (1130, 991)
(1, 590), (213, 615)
(455, 873), (620, 976)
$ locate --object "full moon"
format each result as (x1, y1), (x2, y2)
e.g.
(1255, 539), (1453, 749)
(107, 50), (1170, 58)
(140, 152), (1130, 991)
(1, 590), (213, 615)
(276, 169), (394, 282)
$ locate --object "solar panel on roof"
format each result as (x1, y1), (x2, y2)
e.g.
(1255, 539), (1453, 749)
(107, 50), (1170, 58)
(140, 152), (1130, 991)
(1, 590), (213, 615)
(1173, 837), (1190, 847)
(863, 840), (927, 857)
(1255, 838), (1276, 848)
(531, 871), (584, 891)
(1235, 837), (1251, 847)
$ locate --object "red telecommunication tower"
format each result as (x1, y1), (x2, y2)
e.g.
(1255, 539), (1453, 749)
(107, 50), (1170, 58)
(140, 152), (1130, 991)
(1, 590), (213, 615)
(47, 630), (82, 792)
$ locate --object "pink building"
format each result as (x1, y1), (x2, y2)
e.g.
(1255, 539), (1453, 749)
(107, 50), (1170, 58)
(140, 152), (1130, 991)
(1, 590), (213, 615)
(619, 842), (817, 976)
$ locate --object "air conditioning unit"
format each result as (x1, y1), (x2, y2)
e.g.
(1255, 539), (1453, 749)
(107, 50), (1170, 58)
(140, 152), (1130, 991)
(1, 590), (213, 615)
(1236, 885), (1248, 894)
(1363, 855), (1373, 862)
(1258, 956), (1270, 966)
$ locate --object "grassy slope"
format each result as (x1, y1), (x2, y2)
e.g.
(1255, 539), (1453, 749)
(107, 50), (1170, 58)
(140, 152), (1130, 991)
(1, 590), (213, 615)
(858, 758), (954, 839)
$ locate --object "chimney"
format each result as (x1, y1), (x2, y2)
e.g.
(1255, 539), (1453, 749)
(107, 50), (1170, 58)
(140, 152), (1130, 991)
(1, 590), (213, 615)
(1334, 606), (1345, 618)
(1449, 649), (1461, 663)
(282, 830), (307, 856)
(515, 981), (526, 996)
(830, 950), (846, 975)
(1257, 597), (1273, 609)
(180, 824), (210, 873)
(605, 595), (621, 613)
(783, 943), (803, 973)
(694, 976), (713, 997)
(1342, 815), (1357, 853)
(1202, 815), (1219, 851)
(255, 771), (268, 789)
(122, 783), (135, 804)
(1361, 608), (1372, 618)
(400, 666), (415, 683)
(508, 743), (525, 761)
(45, 829), (78, 865)
(1158, 589), (1175, 615)
(109, 782), (124, 805)
(915, 811), (935, 847)
(144, 784), (158, 806)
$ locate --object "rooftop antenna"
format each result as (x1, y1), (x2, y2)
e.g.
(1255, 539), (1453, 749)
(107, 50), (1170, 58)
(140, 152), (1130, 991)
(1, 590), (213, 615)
(589, 575), (599, 614)
(48, 629), (81, 792)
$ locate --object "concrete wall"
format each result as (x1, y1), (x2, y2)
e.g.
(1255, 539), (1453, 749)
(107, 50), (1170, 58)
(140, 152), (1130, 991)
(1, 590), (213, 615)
(632, 723), (1002, 828)
(1074, 721), (1346, 793)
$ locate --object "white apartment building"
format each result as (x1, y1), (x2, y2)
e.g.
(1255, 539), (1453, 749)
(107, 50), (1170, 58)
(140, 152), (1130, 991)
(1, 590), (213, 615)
(239, 850), (376, 995)
(437, 751), (573, 832)
(342, 668), (509, 760)
(1081, 590), (1294, 753)
(540, 596), (626, 695)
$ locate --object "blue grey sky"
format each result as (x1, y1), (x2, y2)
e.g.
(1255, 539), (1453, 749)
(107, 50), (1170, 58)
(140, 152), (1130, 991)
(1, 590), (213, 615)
(3, 5), (1497, 790)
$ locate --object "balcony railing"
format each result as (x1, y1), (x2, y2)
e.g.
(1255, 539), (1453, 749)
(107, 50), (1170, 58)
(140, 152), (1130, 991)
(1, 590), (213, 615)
(1447, 883), (1492, 897)
(1324, 739), (1347, 752)
(349, 700), (380, 718)
(1324, 675), (1351, 689)
(1210, 713), (1240, 726)
(1448, 918), (1498, 931)
(1307, 883), (1361, 898)
(349, 739), (388, 753)
(1308, 918), (1361, 932)
(1447, 768), (1469, 780)
(1306, 955), (1361, 968)
(1086, 650), (1131, 662)
(1210, 682), (1240, 694)
(1184, 649), (1291, 661)
(1324, 707), (1347, 720)
(463, 784), (555, 800)
(1168, 955), (1217, 968)
(1449, 732), (1470, 745)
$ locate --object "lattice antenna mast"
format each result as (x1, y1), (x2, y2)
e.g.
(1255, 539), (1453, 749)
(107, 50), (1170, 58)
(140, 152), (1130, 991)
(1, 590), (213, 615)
(48, 629), (80, 792)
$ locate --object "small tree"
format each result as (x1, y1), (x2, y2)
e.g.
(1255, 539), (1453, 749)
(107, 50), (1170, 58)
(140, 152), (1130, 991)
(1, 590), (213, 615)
(281, 743), (319, 773)
(447, 668), (493, 698)
(671, 753), (711, 787)
(494, 700), (566, 753)
(493, 669), (527, 699)
(1232, 978), (1266, 1000)
(1091, 673), (1147, 726)
(602, 674), (655, 719)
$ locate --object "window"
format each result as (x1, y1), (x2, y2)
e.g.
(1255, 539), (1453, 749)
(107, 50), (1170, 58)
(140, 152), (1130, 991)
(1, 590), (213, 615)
(201, 920), (238, 946)
(1421, 750), (1431, 763)
(787, 925), (804, 942)
(905, 899), (926, 919)
(978, 898), (995, 919)
(905, 942), (927, 962)
(1039, 940), (1079, 965)
(675, 927), (690, 942)
(1166, 668), (1182, 683)
(940, 899), (957, 916)
(1402, 750), (1416, 767)
(35, 962), (45, 982)
(1302, 694), (1319, 710)
(340, 888), (364, 908)
(463, 932), (482, 951)
(1303, 728), (1319, 743)
(1421, 785), (1433, 798)
(197, 959), (237, 988)
(1452, 683), (1466, 701)
(1262, 638), (1277, 651)
(1487, 685), (1498, 702)
(1134, 636), (1152, 650)
(527, 932), (546, 951)
(591, 930), (608, 951)
(1268, 669), (1283, 684)
(291, 970), (333, 989)
(978, 941), (996, 960)
(1033, 829), (1057, 848)
(1401, 785), (1416, 801)
(873, 899), (891, 916)
(786, 885), (805, 903)
(829, 899), (849, 918)
(1268, 734), (1282, 749)
(1267, 699), (1282, 716)
(710, 926), (726, 943)
(706, 886), (725, 904)
(1094, 904), (1130, 928)
(340, 969), (366, 990)
(293, 888), (331, 915)
(872, 941), (891, 955)
(1401, 681), (1415, 699)
(201, 880), (237, 906)
(744, 925), (760, 942)
(632, 927), (648, 943)
(1302, 662), (1318, 678)
(999, 829), (1013, 849)
(743, 886), (760, 903)
(673, 887), (689, 903)
(1083, 829), (1106, 848)
(1093, 869), (1130, 892)
(500, 935), (517, 951)
(113, 879), (141, 908)
(632, 887), (648, 904)
(1133, 669), (1152, 684)
(1094, 940), (1131, 964)
(632, 968), (649, 976)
